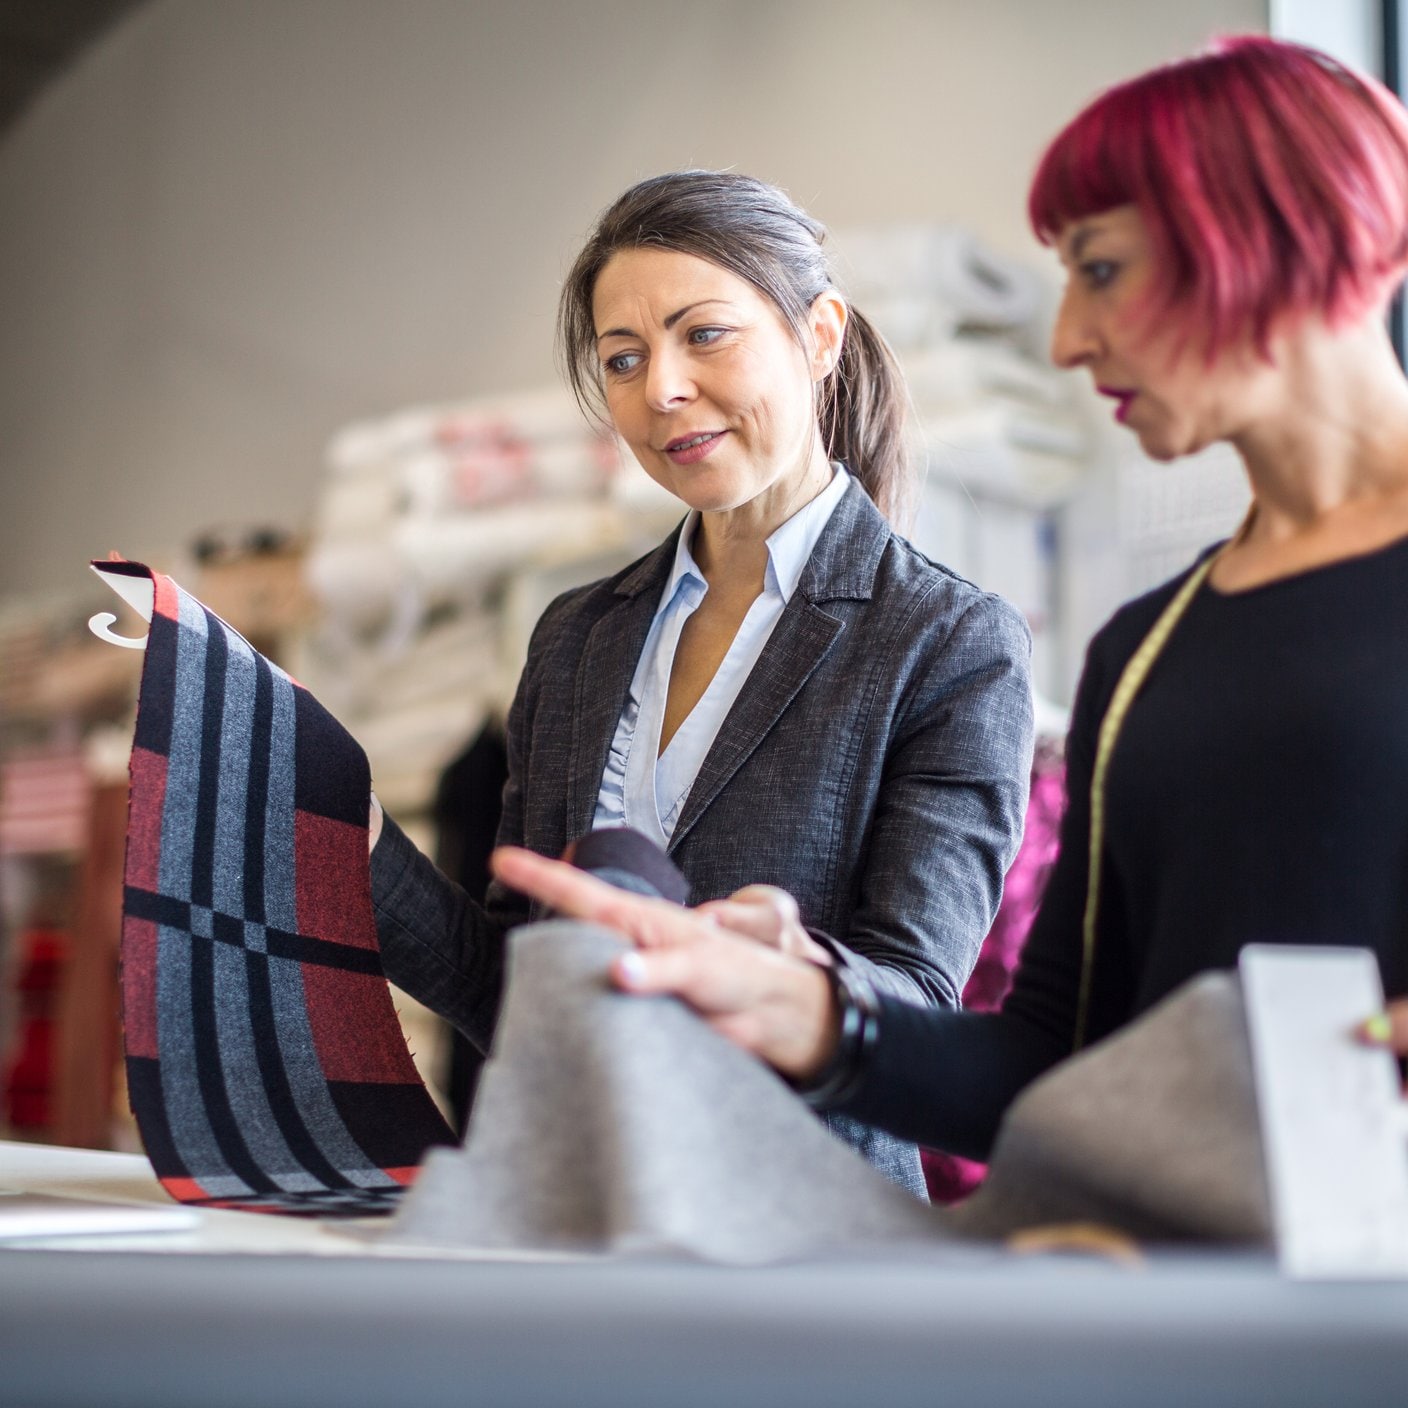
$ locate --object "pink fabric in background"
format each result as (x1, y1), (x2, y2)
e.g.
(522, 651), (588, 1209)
(922, 753), (1067, 1203)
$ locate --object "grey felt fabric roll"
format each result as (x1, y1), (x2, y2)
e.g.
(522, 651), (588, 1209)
(385, 922), (937, 1263)
(949, 971), (1272, 1245)
(383, 925), (1272, 1263)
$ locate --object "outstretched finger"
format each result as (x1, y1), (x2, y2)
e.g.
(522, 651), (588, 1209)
(491, 845), (712, 950)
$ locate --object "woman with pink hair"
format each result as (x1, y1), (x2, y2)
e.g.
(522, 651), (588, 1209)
(494, 36), (1408, 1156)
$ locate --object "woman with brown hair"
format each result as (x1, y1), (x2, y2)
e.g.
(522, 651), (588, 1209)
(370, 170), (1034, 1195)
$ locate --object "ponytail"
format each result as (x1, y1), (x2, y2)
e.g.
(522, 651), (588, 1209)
(819, 306), (912, 527)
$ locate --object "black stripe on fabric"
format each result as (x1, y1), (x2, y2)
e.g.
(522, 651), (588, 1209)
(123, 887), (383, 975)
(124, 1056), (190, 1182)
(125, 887), (189, 929)
(292, 682), (370, 826)
(132, 607), (179, 757)
(212, 911), (245, 947)
(326, 1082), (457, 1170)
(181, 1188), (403, 1218)
(189, 609), (227, 911)
(188, 924), (276, 1194)
(243, 949), (354, 1190)
(244, 650), (273, 926)
(264, 929), (383, 976)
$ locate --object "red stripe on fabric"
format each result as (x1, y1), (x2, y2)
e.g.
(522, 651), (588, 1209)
(121, 916), (159, 1058)
(152, 571), (180, 621)
(384, 1166), (421, 1186)
(161, 1176), (209, 1202)
(126, 747), (167, 893)
(293, 811), (377, 949)
(301, 965), (420, 1083)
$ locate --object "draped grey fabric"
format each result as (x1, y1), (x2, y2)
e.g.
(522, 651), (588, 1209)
(384, 924), (1272, 1263)
(949, 971), (1272, 1244)
(386, 923), (936, 1262)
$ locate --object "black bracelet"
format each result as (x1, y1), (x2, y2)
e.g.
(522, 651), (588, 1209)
(794, 961), (880, 1110)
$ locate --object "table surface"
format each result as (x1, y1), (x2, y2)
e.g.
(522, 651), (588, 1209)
(1, 1140), (1406, 1408)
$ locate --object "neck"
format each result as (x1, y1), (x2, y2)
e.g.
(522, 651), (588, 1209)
(692, 435), (835, 589)
(1230, 316), (1408, 540)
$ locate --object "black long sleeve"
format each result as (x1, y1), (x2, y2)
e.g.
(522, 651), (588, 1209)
(835, 540), (1408, 1159)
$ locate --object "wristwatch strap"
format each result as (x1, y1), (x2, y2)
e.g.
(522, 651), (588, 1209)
(794, 961), (881, 1109)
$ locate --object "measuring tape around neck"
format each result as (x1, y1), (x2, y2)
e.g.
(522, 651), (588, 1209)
(1072, 550), (1226, 1051)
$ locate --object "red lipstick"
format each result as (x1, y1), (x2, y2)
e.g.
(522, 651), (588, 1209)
(1096, 386), (1136, 423)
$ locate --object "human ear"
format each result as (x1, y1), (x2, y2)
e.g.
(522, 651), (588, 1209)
(807, 288), (849, 381)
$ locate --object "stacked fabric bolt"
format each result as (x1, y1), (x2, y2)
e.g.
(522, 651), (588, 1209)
(837, 225), (1089, 510)
(306, 387), (626, 639)
(835, 225), (1091, 690)
(300, 387), (681, 814)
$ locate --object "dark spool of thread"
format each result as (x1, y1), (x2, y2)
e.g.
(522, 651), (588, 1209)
(560, 827), (690, 906)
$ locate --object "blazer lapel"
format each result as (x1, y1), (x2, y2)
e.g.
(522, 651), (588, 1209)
(667, 480), (890, 852)
(668, 597), (843, 851)
(565, 533), (679, 837)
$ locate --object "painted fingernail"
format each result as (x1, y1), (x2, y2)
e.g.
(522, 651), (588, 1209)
(616, 951), (646, 988)
(1362, 1013), (1393, 1042)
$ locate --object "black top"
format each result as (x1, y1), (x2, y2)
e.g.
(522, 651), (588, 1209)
(837, 538), (1408, 1160)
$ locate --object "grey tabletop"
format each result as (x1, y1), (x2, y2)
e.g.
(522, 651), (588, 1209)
(2, 1243), (1405, 1408)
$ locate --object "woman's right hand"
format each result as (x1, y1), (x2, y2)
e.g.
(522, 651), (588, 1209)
(614, 933), (840, 1084)
(491, 846), (840, 1081)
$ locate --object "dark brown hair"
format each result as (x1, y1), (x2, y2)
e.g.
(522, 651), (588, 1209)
(557, 170), (912, 523)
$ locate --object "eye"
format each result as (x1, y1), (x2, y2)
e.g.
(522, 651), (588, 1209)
(602, 350), (643, 376)
(687, 326), (728, 347)
(1080, 259), (1119, 291)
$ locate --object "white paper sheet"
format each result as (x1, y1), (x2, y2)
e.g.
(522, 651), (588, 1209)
(1240, 945), (1408, 1279)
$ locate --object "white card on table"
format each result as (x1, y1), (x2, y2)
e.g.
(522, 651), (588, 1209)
(1240, 945), (1408, 1279)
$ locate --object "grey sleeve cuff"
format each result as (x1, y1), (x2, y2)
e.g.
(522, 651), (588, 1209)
(370, 809), (507, 1053)
(804, 926), (934, 1006)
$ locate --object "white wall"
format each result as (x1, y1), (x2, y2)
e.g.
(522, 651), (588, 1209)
(1269, 0), (1380, 69)
(0, 0), (1265, 599)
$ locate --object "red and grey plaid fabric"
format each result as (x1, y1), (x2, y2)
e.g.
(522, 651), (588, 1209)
(110, 560), (453, 1215)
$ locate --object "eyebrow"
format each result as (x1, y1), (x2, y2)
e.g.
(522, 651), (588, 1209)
(595, 299), (734, 343)
(1068, 224), (1109, 261)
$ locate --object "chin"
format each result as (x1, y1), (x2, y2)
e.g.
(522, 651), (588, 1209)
(1134, 424), (1204, 464)
(1140, 442), (1181, 464)
(680, 487), (760, 515)
(658, 467), (764, 514)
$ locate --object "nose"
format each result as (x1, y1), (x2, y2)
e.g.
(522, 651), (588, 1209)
(644, 344), (695, 412)
(1049, 285), (1100, 370)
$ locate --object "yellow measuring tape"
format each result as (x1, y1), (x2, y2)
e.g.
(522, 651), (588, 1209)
(1072, 549), (1225, 1051)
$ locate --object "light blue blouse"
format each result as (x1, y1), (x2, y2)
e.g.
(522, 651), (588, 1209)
(593, 465), (852, 848)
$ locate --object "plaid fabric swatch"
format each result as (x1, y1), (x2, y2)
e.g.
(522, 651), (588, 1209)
(109, 560), (454, 1215)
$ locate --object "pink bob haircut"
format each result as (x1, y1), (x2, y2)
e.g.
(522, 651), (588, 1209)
(1028, 35), (1408, 358)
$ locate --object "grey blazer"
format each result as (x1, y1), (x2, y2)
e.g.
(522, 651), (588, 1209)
(371, 479), (1034, 1196)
